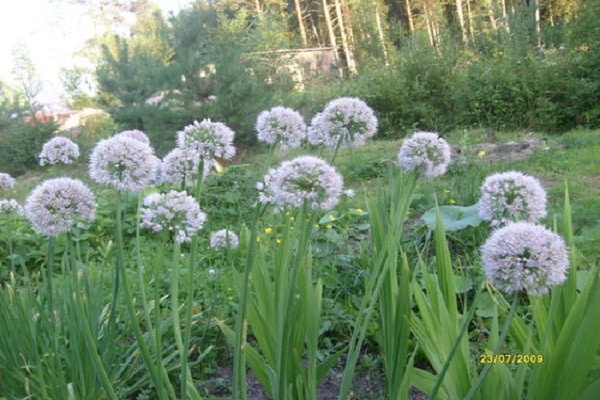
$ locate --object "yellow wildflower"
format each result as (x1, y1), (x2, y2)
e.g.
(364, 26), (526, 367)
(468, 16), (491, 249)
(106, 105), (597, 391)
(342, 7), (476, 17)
(265, 227), (273, 234)
(478, 150), (486, 158)
(328, 214), (336, 221)
(275, 238), (282, 244)
(449, 198), (457, 204)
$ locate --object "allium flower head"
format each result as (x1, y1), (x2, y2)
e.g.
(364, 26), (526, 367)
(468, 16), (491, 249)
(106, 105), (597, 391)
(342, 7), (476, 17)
(210, 229), (240, 249)
(255, 106), (307, 150)
(307, 97), (378, 148)
(0, 199), (24, 216)
(481, 222), (569, 295)
(176, 119), (236, 160)
(0, 173), (15, 190)
(258, 155), (344, 212)
(39, 136), (80, 166)
(160, 147), (213, 187)
(397, 131), (451, 179)
(140, 190), (206, 243)
(24, 177), (96, 236)
(89, 136), (159, 192)
(115, 129), (151, 145)
(478, 171), (547, 228)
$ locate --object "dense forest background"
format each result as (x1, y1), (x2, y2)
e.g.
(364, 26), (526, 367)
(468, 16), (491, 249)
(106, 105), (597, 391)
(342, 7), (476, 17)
(1, 0), (600, 159)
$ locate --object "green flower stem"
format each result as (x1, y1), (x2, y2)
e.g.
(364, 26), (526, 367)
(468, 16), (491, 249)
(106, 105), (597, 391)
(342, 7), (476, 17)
(170, 241), (201, 400)
(233, 205), (266, 400)
(107, 192), (124, 339)
(464, 293), (520, 400)
(330, 134), (344, 165)
(182, 234), (205, 400)
(46, 236), (56, 314)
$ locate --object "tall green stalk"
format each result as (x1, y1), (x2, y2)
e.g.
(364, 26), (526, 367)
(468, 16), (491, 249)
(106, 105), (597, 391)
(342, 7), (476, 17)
(46, 236), (57, 314)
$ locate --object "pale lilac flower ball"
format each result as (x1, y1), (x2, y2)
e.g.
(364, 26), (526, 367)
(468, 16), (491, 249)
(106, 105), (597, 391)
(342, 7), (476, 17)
(140, 190), (206, 243)
(307, 97), (378, 148)
(0, 173), (15, 190)
(478, 171), (547, 228)
(481, 222), (569, 295)
(160, 147), (213, 187)
(397, 131), (451, 179)
(39, 136), (80, 166)
(0, 199), (24, 216)
(114, 129), (151, 145)
(89, 136), (159, 192)
(210, 229), (240, 249)
(256, 106), (307, 150)
(176, 119), (236, 160)
(258, 155), (344, 212)
(25, 178), (96, 236)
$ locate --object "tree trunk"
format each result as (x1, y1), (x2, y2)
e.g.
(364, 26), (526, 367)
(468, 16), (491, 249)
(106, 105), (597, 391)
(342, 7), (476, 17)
(322, 0), (343, 76)
(466, 0), (475, 45)
(334, 0), (357, 74)
(486, 0), (497, 30)
(375, 3), (389, 65)
(532, 0), (541, 46)
(294, 0), (308, 46)
(404, 0), (414, 34)
(455, 0), (467, 45)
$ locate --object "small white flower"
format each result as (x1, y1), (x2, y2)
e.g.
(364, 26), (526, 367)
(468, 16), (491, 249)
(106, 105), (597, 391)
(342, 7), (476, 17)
(25, 178), (96, 236)
(89, 136), (159, 192)
(397, 131), (451, 179)
(256, 106), (307, 150)
(140, 190), (206, 243)
(258, 155), (344, 212)
(478, 171), (547, 228)
(176, 119), (236, 160)
(39, 136), (80, 166)
(307, 97), (377, 148)
(210, 229), (240, 249)
(481, 222), (569, 295)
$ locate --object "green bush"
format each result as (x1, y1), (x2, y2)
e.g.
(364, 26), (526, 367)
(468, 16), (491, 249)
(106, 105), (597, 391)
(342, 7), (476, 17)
(0, 119), (56, 176)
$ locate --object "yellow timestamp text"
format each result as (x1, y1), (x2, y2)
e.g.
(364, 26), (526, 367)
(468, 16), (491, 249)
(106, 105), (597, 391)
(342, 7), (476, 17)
(479, 354), (544, 364)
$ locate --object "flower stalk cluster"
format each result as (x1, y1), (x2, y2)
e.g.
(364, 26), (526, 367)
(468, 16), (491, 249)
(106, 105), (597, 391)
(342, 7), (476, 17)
(257, 155), (344, 212)
(140, 190), (206, 243)
(308, 97), (377, 149)
(256, 106), (307, 150)
(397, 131), (451, 179)
(39, 136), (80, 166)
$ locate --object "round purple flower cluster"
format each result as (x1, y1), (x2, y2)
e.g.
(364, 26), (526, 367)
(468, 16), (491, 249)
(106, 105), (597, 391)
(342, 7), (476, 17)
(39, 136), (80, 166)
(160, 147), (213, 187)
(176, 119), (236, 160)
(24, 177), (96, 236)
(0, 199), (24, 216)
(114, 129), (151, 145)
(255, 106), (307, 150)
(0, 173), (15, 190)
(89, 136), (159, 192)
(257, 155), (344, 212)
(481, 221), (568, 295)
(397, 131), (451, 179)
(478, 171), (547, 228)
(307, 97), (378, 148)
(140, 190), (207, 243)
(210, 229), (240, 249)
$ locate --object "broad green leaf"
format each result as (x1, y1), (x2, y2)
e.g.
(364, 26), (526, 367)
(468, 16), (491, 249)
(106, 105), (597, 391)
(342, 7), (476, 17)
(422, 204), (482, 231)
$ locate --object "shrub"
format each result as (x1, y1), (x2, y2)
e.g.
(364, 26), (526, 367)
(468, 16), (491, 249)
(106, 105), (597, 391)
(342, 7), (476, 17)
(0, 119), (56, 176)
